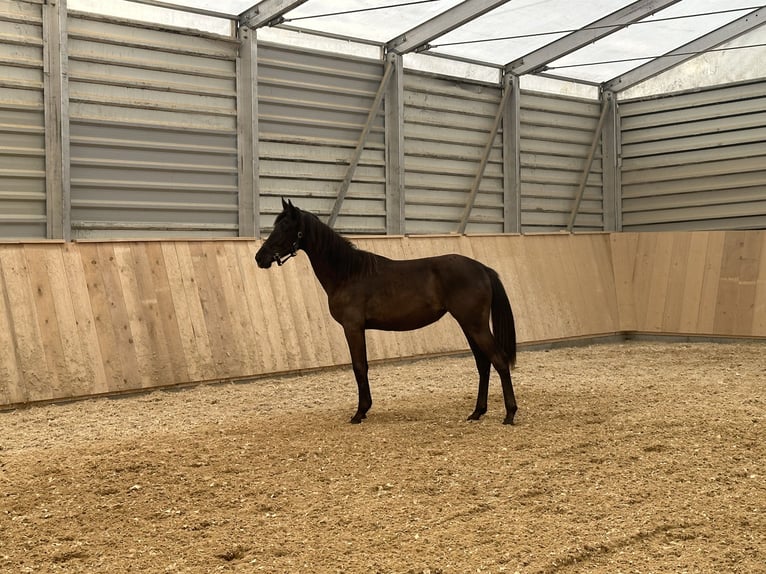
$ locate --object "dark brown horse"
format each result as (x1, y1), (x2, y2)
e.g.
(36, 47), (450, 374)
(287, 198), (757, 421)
(255, 199), (518, 424)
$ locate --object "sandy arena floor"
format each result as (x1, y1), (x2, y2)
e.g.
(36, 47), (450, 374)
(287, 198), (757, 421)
(1, 341), (764, 573)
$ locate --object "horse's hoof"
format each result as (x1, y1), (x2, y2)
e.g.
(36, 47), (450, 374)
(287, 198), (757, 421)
(502, 416), (515, 425)
(349, 417), (363, 424)
(466, 412), (483, 422)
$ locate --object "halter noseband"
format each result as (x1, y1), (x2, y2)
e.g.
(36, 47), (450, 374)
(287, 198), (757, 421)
(273, 231), (303, 266)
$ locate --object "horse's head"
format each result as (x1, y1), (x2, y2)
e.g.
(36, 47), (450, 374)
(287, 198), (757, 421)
(255, 198), (304, 268)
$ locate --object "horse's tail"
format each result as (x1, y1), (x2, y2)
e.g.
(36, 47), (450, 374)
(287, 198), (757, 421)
(486, 266), (517, 368)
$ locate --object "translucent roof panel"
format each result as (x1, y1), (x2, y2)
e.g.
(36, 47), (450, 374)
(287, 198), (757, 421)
(278, 0), (465, 44)
(67, 0), (766, 93)
(542, 1), (765, 83)
(427, 0), (629, 67)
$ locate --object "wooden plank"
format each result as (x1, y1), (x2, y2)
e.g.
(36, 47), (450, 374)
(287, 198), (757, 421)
(232, 241), (283, 374)
(753, 233), (766, 336)
(78, 243), (126, 392)
(217, 241), (260, 375)
(661, 233), (692, 333)
(137, 242), (189, 385)
(21, 245), (65, 401)
(736, 231), (763, 336)
(112, 244), (155, 388)
(0, 246), (26, 404)
(249, 242), (294, 372)
(96, 242), (143, 392)
(163, 242), (215, 381)
(609, 233), (638, 333)
(678, 232), (710, 334)
(714, 233), (746, 335)
(697, 233), (725, 334)
(585, 234), (620, 333)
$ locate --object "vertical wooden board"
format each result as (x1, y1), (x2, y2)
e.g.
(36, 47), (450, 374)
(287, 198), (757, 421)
(697, 232), (725, 334)
(278, 254), (323, 368)
(96, 243), (143, 392)
(40, 246), (100, 398)
(21, 245), (66, 401)
(643, 233), (675, 332)
(630, 233), (657, 332)
(218, 242), (262, 375)
(171, 242), (218, 381)
(679, 232), (710, 334)
(113, 244), (156, 389)
(160, 242), (208, 382)
(0, 247), (25, 404)
(713, 232), (745, 336)
(735, 231), (763, 336)
(250, 244), (295, 372)
(515, 235), (566, 339)
(752, 233), (766, 336)
(78, 244), (125, 392)
(662, 233), (692, 333)
(560, 235), (601, 337)
(127, 242), (187, 387)
(179, 242), (226, 380)
(232, 241), (284, 374)
(588, 234), (621, 333)
(609, 233), (639, 333)
(188, 242), (231, 378)
(138, 243), (189, 385)
(260, 253), (305, 371)
(565, 235), (616, 337)
(213, 241), (262, 375)
(61, 243), (109, 395)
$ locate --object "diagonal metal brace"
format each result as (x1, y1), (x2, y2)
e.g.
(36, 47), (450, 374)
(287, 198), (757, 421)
(328, 55), (395, 227)
(567, 94), (612, 231)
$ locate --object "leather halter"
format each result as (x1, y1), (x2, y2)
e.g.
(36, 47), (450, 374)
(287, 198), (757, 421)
(274, 232), (303, 266)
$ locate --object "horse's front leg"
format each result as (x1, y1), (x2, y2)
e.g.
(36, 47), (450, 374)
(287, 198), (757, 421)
(343, 325), (372, 424)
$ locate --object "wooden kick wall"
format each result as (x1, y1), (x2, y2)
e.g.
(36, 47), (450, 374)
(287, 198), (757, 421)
(1, 231), (764, 408)
(611, 231), (766, 337)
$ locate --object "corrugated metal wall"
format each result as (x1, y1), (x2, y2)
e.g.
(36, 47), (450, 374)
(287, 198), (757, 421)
(620, 80), (766, 231)
(403, 71), (504, 234)
(0, 0), (45, 239)
(67, 12), (240, 238)
(519, 91), (604, 233)
(256, 42), (387, 234)
(1, 2), (764, 240)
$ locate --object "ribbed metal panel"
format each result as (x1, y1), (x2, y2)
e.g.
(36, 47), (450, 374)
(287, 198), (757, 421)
(621, 80), (766, 231)
(66, 12), (239, 238)
(0, 0), (45, 239)
(403, 71), (503, 234)
(257, 42), (386, 234)
(519, 91), (604, 233)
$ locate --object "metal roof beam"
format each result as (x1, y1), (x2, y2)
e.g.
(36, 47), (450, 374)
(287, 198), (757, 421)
(239, 0), (307, 29)
(386, 0), (511, 55)
(604, 6), (766, 92)
(505, 0), (682, 75)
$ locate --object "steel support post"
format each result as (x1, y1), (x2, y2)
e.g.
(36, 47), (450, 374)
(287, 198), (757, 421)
(237, 26), (259, 237)
(43, 0), (70, 240)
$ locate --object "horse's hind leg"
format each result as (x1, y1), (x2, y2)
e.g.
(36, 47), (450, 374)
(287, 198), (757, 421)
(462, 323), (518, 425)
(463, 331), (491, 421)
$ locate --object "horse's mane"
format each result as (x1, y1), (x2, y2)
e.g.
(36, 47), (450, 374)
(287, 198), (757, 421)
(301, 210), (380, 279)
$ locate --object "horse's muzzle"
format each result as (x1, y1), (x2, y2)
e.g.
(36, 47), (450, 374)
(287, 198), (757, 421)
(255, 250), (273, 269)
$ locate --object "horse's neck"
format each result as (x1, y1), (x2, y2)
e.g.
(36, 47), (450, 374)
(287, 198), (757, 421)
(302, 218), (360, 294)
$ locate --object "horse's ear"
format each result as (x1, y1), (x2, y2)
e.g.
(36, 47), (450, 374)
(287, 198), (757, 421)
(281, 197), (289, 211)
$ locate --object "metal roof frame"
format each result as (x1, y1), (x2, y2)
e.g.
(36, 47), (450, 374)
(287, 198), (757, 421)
(127, 0), (766, 94)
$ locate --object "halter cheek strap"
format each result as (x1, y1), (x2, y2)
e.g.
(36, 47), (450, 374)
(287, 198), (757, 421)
(274, 232), (303, 266)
